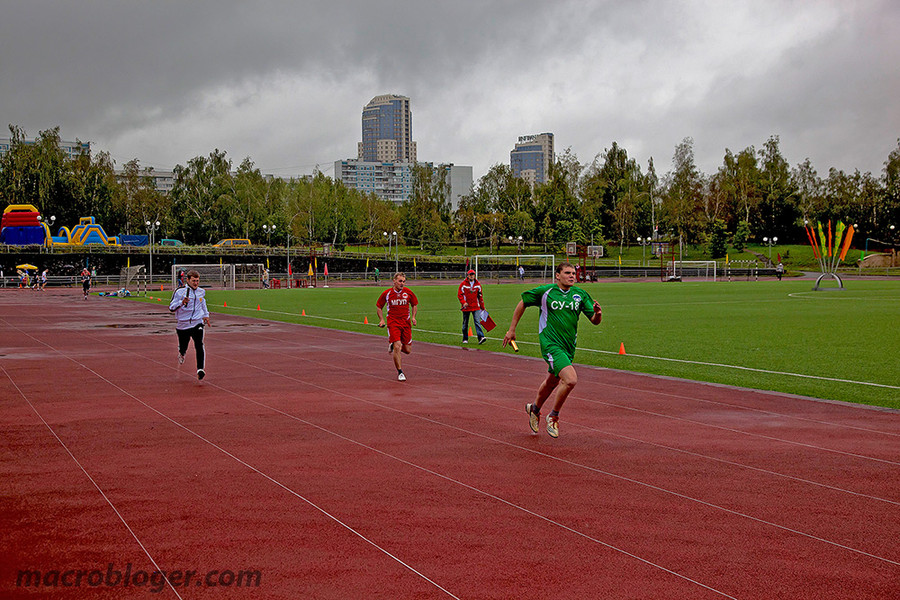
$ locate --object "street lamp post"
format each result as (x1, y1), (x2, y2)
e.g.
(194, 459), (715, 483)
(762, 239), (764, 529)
(637, 236), (651, 266)
(145, 220), (160, 289)
(286, 213), (304, 284)
(37, 215), (56, 250)
(383, 231), (398, 274)
(762, 236), (778, 261)
(262, 224), (276, 247)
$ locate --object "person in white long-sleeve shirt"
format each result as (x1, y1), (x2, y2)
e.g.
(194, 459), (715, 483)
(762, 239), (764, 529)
(168, 269), (211, 380)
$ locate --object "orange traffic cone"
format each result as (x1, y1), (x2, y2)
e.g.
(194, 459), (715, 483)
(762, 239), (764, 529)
(257, 304), (261, 311)
(618, 343), (626, 355)
(468, 327), (473, 336)
(364, 316), (368, 324)
(302, 309), (306, 316)
(223, 300), (227, 307)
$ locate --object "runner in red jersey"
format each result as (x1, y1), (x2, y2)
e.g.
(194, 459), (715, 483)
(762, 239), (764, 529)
(375, 272), (418, 381)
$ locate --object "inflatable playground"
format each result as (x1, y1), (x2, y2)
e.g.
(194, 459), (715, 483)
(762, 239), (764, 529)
(0, 205), (119, 246)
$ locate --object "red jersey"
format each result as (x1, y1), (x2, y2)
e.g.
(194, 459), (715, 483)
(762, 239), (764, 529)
(376, 287), (418, 326)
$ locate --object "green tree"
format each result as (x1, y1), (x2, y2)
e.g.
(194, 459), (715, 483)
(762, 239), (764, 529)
(882, 139), (900, 235)
(707, 218), (729, 258)
(659, 138), (704, 245)
(791, 158), (824, 224)
(170, 149), (234, 243)
(732, 220), (751, 251)
(0, 126), (67, 217)
(66, 149), (120, 233)
(756, 135), (800, 241)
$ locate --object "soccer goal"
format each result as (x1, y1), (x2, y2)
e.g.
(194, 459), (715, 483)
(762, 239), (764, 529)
(118, 265), (147, 294)
(234, 263), (265, 289)
(667, 260), (717, 281)
(171, 264), (236, 290)
(473, 255), (555, 282)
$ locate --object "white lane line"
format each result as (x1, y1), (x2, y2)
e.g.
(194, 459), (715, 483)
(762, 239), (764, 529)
(0, 364), (185, 600)
(212, 303), (900, 391)
(4, 324), (462, 600)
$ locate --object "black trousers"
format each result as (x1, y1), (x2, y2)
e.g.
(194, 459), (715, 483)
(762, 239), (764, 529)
(177, 324), (205, 370)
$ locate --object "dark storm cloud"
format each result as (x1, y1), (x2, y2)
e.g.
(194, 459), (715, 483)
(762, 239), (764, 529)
(1, 1), (897, 179)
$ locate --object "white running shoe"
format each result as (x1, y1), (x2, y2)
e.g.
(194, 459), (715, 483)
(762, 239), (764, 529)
(526, 403), (540, 433)
(398, 372), (406, 382)
(546, 414), (559, 438)
(178, 354), (185, 365)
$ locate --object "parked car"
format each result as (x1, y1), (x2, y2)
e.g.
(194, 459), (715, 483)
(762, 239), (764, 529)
(160, 239), (183, 247)
(213, 238), (251, 247)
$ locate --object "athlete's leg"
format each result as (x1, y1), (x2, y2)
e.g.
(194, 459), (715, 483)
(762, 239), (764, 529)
(549, 365), (578, 413)
(388, 325), (403, 371)
(190, 325), (206, 370)
(176, 328), (191, 358)
(533, 372), (560, 412)
(461, 311), (470, 341)
(400, 326), (412, 354)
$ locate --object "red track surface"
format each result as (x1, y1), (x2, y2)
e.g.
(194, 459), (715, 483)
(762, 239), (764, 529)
(2, 289), (899, 599)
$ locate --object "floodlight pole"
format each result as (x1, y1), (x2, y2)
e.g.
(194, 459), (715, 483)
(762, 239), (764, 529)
(145, 220), (160, 291)
(286, 212), (303, 284)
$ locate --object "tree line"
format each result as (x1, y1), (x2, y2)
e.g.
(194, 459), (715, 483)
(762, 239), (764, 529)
(2, 125), (898, 257)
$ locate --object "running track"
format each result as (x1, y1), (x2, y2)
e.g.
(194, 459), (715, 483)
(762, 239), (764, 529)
(1, 289), (898, 599)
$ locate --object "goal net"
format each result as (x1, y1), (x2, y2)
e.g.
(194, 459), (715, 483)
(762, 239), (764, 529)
(118, 265), (146, 294)
(171, 264), (236, 290)
(473, 255), (555, 282)
(666, 260), (717, 281)
(234, 263), (265, 288)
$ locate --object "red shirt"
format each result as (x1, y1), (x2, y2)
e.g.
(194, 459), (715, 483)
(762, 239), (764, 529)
(376, 287), (418, 326)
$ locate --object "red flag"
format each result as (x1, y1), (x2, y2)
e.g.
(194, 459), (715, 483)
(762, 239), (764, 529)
(777, 253), (781, 263)
(324, 262), (329, 276)
(288, 263), (292, 276)
(479, 309), (496, 332)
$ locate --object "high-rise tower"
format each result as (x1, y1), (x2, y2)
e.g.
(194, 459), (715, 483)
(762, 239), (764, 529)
(358, 94), (417, 163)
(510, 132), (554, 187)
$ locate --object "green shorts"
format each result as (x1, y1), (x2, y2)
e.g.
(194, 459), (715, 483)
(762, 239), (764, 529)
(541, 344), (574, 377)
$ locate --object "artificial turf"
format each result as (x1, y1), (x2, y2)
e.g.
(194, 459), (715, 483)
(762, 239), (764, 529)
(139, 278), (900, 409)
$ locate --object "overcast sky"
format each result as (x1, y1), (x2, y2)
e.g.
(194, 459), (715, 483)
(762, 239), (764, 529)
(2, 0), (898, 183)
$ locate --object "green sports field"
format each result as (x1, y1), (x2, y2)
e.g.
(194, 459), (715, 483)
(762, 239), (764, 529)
(147, 279), (900, 409)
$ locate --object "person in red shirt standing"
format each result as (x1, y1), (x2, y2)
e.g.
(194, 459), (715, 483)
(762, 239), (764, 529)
(375, 272), (419, 381)
(458, 269), (486, 344)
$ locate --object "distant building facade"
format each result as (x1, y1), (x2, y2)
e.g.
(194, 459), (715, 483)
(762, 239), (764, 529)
(0, 137), (91, 160)
(334, 160), (413, 204)
(510, 132), (554, 186)
(114, 169), (176, 195)
(334, 160), (472, 212)
(337, 93), (471, 208)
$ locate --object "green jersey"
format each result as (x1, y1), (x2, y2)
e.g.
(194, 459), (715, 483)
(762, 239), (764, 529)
(521, 284), (596, 356)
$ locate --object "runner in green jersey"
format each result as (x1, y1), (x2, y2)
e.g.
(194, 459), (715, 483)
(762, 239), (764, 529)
(503, 263), (602, 438)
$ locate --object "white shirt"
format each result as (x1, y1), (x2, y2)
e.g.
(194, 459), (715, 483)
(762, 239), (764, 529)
(169, 286), (210, 330)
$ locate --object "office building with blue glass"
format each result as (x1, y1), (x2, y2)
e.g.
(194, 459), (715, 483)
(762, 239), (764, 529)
(510, 132), (554, 187)
(359, 94), (416, 163)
